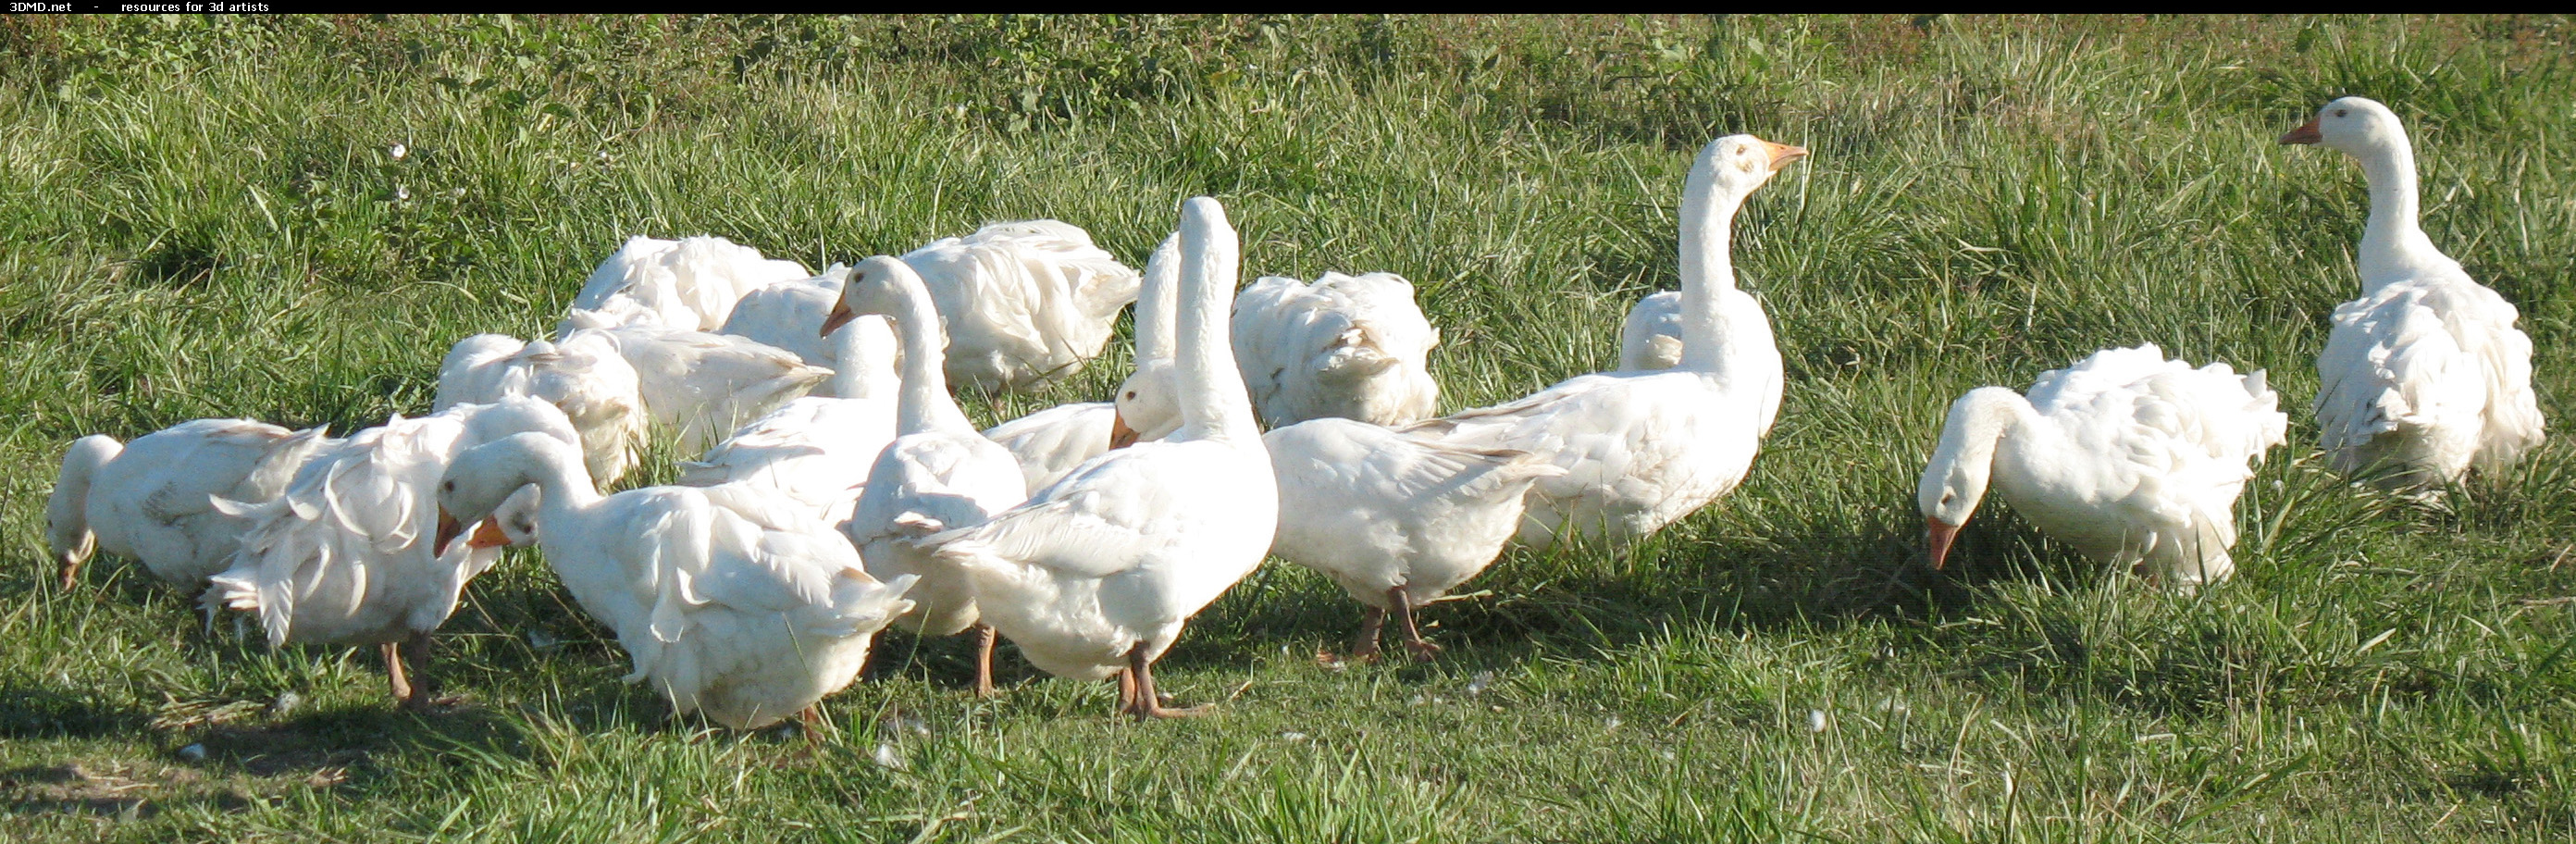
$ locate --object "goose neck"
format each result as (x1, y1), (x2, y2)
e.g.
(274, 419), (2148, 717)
(886, 279), (976, 436)
(1172, 201), (1259, 443)
(519, 437), (605, 515)
(2353, 137), (2434, 288)
(1677, 170), (1751, 375)
(1133, 233), (1182, 364)
(829, 316), (901, 401)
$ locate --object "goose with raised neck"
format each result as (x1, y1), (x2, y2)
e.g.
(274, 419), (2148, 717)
(829, 256), (1030, 697)
(914, 196), (1277, 719)
(2283, 95), (2544, 485)
(1399, 133), (1802, 549)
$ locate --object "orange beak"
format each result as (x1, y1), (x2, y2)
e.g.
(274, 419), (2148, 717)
(434, 508), (466, 556)
(1926, 517), (1962, 571)
(2279, 118), (2322, 145)
(1108, 414), (1140, 450)
(466, 518), (513, 550)
(1763, 142), (1810, 171)
(819, 301), (856, 337)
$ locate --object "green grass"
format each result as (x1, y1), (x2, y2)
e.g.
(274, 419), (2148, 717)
(5, 14), (2574, 842)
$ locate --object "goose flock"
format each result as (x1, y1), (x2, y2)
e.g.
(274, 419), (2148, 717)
(41, 97), (2545, 725)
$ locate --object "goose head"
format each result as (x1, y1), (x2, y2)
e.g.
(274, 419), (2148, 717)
(435, 432), (576, 555)
(819, 256), (934, 337)
(1916, 388), (2022, 570)
(1697, 133), (1809, 200)
(2279, 95), (2406, 157)
(1108, 360), (1184, 449)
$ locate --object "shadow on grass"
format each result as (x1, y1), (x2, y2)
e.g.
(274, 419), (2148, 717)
(0, 682), (153, 739)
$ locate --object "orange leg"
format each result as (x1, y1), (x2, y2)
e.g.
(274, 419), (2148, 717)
(382, 641), (414, 704)
(1390, 585), (1441, 662)
(1122, 643), (1211, 720)
(971, 623), (999, 698)
(1349, 604), (1387, 664)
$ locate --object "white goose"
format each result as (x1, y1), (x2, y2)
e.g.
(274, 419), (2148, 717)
(1918, 344), (2288, 590)
(1231, 270), (1442, 428)
(435, 329), (649, 486)
(828, 256), (1031, 696)
(565, 235), (812, 333)
(2283, 96), (2545, 487)
(901, 219), (1142, 392)
(202, 398), (576, 708)
(47, 419), (338, 590)
(677, 312), (901, 526)
(1264, 418), (1563, 661)
(983, 233), (1186, 494)
(434, 433), (917, 729)
(590, 323), (834, 453)
(915, 196), (1276, 719)
(1402, 135), (1802, 550)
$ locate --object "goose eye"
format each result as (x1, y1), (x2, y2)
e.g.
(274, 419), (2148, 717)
(1123, 391), (1136, 400)
(2334, 108), (2347, 118)
(442, 480), (454, 492)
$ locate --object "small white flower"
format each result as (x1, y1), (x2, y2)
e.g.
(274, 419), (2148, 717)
(1279, 731), (1307, 741)
(873, 743), (907, 770)
(390, 143), (407, 160)
(1466, 671), (1493, 696)
(1808, 710), (1827, 732)
(394, 184), (410, 202)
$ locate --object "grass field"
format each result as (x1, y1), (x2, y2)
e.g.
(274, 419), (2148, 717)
(4, 14), (2574, 842)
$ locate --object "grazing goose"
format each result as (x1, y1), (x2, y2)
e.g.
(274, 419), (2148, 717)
(1231, 270), (1442, 428)
(2283, 96), (2544, 487)
(566, 235), (811, 333)
(1919, 344), (2288, 590)
(1402, 134), (1801, 550)
(435, 329), (649, 486)
(901, 220), (1142, 392)
(915, 196), (1276, 719)
(201, 398), (577, 708)
(1264, 417), (1563, 661)
(678, 312), (902, 526)
(48, 419), (337, 590)
(984, 233), (1185, 494)
(435, 433), (917, 729)
(829, 256), (1031, 696)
